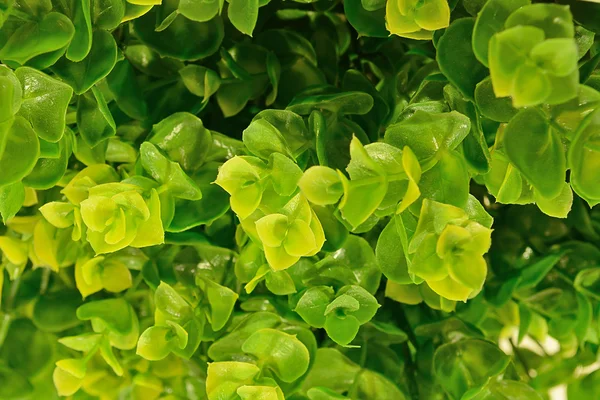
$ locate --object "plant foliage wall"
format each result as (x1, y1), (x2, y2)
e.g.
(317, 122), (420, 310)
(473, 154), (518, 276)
(0, 0), (600, 398)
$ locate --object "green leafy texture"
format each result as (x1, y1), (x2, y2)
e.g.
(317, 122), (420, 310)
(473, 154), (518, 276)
(241, 328), (310, 382)
(0, 181), (24, 223)
(255, 194), (325, 270)
(76, 85), (116, 147)
(0, 12), (75, 64)
(79, 183), (164, 254)
(0, 1), (596, 398)
(106, 59), (148, 120)
(345, 0), (388, 38)
(228, 0), (259, 36)
(408, 199), (492, 301)
(437, 18), (488, 99)
(474, 77), (517, 123)
(386, 0), (450, 40)
(14, 67), (72, 143)
(66, 0), (92, 62)
(0, 65), (21, 123)
(466, 380), (543, 400)
(503, 108), (566, 199)
(434, 339), (510, 399)
(197, 276), (239, 331)
(376, 214), (411, 284)
(385, 110), (471, 161)
(488, 20), (579, 107)
(338, 136), (387, 229)
(148, 112), (212, 171)
(52, 30), (117, 95)
(298, 167), (343, 206)
(23, 132), (72, 189)
(132, 10), (223, 61)
(472, 0), (531, 66)
(0, 116), (40, 186)
(140, 142), (202, 200)
(505, 3), (574, 38)
(179, 65), (221, 103)
(569, 108), (600, 206)
(206, 362), (261, 400)
(215, 156), (266, 219)
(178, 0), (221, 22)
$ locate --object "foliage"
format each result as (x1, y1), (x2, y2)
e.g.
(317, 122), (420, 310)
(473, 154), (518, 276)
(0, 0), (600, 399)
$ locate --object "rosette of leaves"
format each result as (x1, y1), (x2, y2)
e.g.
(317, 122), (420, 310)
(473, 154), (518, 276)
(73, 249), (148, 298)
(405, 199), (493, 301)
(0, 0), (599, 398)
(136, 279), (238, 361)
(207, 311), (315, 396)
(206, 361), (286, 400)
(0, 66), (73, 222)
(42, 178), (164, 255)
(300, 136), (422, 231)
(54, 298), (140, 396)
(295, 285), (380, 346)
(480, 3), (580, 107)
(386, 0), (451, 40)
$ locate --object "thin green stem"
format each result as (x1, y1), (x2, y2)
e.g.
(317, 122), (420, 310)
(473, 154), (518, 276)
(0, 314), (12, 350)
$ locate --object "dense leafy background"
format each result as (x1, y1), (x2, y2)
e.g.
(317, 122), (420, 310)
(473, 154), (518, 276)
(1, 0), (600, 398)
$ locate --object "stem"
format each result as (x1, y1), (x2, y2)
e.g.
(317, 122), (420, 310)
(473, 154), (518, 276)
(401, 342), (420, 400)
(509, 338), (531, 379)
(359, 336), (368, 367)
(0, 314), (12, 349)
(0, 278), (21, 350)
(40, 269), (51, 295)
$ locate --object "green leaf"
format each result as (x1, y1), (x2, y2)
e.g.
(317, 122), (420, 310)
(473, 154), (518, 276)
(385, 110), (471, 161)
(149, 112), (212, 172)
(295, 286), (335, 328)
(338, 136), (387, 229)
(434, 339), (510, 399)
(140, 142), (202, 200)
(0, 116), (40, 186)
(76, 86), (116, 147)
(288, 91), (373, 116)
(228, 0), (259, 36)
(488, 25), (545, 98)
(179, 65), (221, 100)
(33, 290), (81, 332)
(472, 0), (530, 66)
(568, 108), (600, 206)
(136, 326), (178, 361)
(474, 77), (517, 122)
(503, 108), (566, 198)
(437, 18), (488, 99)
(52, 30), (117, 95)
(299, 166), (343, 206)
(0, 12), (75, 64)
(66, 0), (92, 62)
(197, 276), (239, 331)
(106, 59), (148, 120)
(241, 328), (310, 382)
(132, 10), (223, 61)
(76, 298), (137, 336)
(466, 380), (542, 400)
(179, 0), (220, 22)
(23, 133), (72, 190)
(0, 65), (21, 124)
(0, 181), (24, 223)
(206, 362), (261, 400)
(14, 67), (72, 143)
(376, 214), (411, 284)
(505, 3), (574, 39)
(344, 0), (388, 38)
